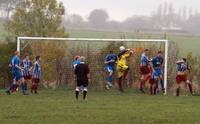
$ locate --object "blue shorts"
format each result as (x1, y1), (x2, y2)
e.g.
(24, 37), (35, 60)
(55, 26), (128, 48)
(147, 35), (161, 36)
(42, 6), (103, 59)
(105, 66), (114, 73)
(12, 71), (22, 81)
(153, 68), (163, 78)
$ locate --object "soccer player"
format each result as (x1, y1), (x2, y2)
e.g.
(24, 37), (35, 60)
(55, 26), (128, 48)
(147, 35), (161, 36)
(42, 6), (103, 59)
(139, 49), (151, 93)
(104, 50), (117, 89)
(151, 51), (164, 94)
(72, 56), (81, 69)
(116, 46), (133, 92)
(31, 56), (41, 94)
(74, 56), (90, 100)
(6, 51), (27, 95)
(175, 58), (193, 96)
(21, 55), (32, 92)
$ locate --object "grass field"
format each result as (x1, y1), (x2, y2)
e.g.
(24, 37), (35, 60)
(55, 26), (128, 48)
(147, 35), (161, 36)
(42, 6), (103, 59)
(67, 29), (200, 56)
(0, 89), (200, 124)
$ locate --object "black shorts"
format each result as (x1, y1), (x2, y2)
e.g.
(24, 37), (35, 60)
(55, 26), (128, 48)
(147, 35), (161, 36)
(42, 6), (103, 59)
(77, 79), (88, 87)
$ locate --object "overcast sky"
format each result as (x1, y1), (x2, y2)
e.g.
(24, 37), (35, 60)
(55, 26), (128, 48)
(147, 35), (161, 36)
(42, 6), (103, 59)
(60, 0), (200, 21)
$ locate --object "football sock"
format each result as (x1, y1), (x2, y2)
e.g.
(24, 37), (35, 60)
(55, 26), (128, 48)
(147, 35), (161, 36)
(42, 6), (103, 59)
(83, 91), (87, 100)
(75, 91), (79, 100)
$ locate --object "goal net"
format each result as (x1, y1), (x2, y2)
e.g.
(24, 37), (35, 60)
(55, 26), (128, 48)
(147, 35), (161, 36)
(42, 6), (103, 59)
(17, 37), (169, 94)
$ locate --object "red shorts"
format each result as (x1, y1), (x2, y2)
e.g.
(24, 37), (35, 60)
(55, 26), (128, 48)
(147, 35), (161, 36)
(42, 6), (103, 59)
(24, 75), (32, 80)
(176, 74), (187, 84)
(32, 78), (40, 84)
(149, 78), (155, 85)
(140, 66), (150, 75)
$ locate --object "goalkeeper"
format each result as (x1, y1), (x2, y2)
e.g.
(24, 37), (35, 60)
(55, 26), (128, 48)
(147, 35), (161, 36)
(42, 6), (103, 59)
(116, 46), (133, 92)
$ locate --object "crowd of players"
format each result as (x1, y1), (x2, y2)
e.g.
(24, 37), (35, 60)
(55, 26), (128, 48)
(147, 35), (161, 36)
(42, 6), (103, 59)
(5, 46), (194, 100)
(6, 51), (41, 95)
(103, 46), (193, 96)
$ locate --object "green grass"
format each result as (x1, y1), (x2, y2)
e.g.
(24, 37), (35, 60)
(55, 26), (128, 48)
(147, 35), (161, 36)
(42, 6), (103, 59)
(0, 89), (200, 124)
(67, 29), (200, 56)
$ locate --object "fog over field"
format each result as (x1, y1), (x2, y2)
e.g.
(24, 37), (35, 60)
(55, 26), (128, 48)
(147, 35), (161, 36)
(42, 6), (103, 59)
(61, 0), (200, 21)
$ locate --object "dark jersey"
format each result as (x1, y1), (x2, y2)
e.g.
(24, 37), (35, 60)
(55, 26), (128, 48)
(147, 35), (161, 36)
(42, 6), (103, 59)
(152, 56), (163, 68)
(105, 54), (117, 67)
(75, 62), (89, 82)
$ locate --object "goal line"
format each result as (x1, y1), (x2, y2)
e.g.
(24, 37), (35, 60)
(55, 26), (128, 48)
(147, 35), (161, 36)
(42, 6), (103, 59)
(17, 36), (169, 94)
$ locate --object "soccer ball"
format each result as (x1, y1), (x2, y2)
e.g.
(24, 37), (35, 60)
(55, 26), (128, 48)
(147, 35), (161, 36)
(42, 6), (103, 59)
(120, 46), (125, 51)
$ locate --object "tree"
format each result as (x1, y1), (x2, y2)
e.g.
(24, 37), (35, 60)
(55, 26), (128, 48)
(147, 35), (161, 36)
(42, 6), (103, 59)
(6, 0), (65, 37)
(66, 14), (85, 28)
(5, 0), (68, 89)
(0, 0), (22, 19)
(88, 9), (109, 29)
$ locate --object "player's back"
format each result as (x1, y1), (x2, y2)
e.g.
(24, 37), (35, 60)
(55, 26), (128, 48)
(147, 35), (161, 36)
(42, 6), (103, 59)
(75, 63), (89, 81)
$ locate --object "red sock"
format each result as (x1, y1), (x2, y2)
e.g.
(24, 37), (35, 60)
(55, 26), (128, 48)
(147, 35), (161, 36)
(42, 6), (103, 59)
(188, 84), (193, 94)
(150, 85), (153, 95)
(176, 88), (180, 96)
(140, 80), (146, 90)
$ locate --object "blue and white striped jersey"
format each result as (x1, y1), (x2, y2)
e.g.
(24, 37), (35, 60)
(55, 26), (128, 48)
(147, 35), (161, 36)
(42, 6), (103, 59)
(140, 53), (150, 66)
(32, 60), (41, 79)
(21, 59), (32, 76)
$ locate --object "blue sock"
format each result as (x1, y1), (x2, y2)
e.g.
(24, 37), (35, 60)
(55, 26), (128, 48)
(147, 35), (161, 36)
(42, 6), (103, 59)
(8, 83), (14, 91)
(155, 80), (159, 89)
(160, 80), (164, 90)
(21, 83), (26, 93)
(108, 75), (113, 82)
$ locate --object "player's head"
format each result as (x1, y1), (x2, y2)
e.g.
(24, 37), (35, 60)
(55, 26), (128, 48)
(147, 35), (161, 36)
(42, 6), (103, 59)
(182, 58), (187, 62)
(74, 56), (80, 61)
(144, 49), (149, 54)
(36, 56), (41, 61)
(157, 51), (162, 56)
(80, 56), (86, 62)
(119, 46), (126, 51)
(109, 49), (114, 53)
(25, 55), (30, 59)
(15, 51), (20, 56)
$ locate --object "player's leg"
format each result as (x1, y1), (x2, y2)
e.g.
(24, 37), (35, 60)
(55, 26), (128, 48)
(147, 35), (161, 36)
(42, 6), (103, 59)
(34, 79), (40, 94)
(75, 80), (81, 100)
(123, 67), (129, 80)
(20, 77), (28, 95)
(117, 68), (124, 92)
(118, 76), (124, 92)
(139, 66), (150, 93)
(31, 78), (37, 93)
(186, 79), (193, 95)
(140, 75), (146, 93)
(176, 75), (182, 96)
(149, 78), (155, 95)
(83, 82), (88, 100)
(105, 66), (114, 89)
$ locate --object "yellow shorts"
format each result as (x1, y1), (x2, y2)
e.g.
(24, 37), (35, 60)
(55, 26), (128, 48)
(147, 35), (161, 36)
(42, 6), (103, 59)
(117, 65), (128, 78)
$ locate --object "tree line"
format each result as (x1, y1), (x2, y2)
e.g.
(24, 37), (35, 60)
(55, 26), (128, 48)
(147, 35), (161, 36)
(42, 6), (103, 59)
(64, 3), (200, 34)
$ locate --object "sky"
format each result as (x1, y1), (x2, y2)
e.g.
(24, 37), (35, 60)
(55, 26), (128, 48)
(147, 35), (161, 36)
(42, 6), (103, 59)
(60, 0), (200, 21)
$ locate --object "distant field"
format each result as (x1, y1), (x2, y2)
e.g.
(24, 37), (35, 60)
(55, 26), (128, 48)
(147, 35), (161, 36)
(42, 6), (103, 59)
(0, 90), (200, 124)
(67, 29), (200, 56)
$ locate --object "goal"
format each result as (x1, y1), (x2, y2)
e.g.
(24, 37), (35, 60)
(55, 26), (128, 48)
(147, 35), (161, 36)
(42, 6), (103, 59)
(17, 37), (169, 94)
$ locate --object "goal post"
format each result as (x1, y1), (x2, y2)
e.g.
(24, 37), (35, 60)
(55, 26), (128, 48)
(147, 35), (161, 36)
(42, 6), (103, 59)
(17, 36), (169, 94)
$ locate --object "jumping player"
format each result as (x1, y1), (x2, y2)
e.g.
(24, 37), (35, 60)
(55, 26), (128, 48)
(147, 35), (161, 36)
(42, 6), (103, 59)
(139, 49), (151, 93)
(175, 58), (193, 96)
(104, 50), (117, 89)
(21, 55), (32, 92)
(116, 46), (133, 92)
(31, 56), (41, 94)
(151, 51), (164, 94)
(74, 56), (90, 100)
